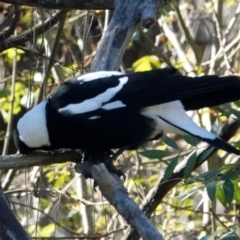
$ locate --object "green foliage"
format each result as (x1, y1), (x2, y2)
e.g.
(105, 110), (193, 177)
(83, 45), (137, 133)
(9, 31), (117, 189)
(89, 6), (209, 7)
(139, 149), (169, 159)
(223, 179), (234, 204)
(183, 135), (198, 146)
(162, 155), (179, 182)
(0, 89), (10, 98)
(39, 223), (56, 237)
(21, 6), (33, 27)
(162, 136), (179, 150)
(183, 151), (197, 179)
(132, 55), (161, 72)
(220, 231), (240, 240)
(0, 48), (25, 64)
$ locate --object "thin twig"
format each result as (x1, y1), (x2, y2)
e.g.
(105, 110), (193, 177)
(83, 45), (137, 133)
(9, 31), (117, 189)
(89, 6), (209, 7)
(140, 28), (175, 68)
(1, 30), (19, 190)
(0, 150), (82, 169)
(37, 10), (67, 104)
(211, 0), (231, 71)
(172, 2), (202, 65)
(2, 30), (18, 155)
(0, 10), (67, 52)
(0, 5), (21, 41)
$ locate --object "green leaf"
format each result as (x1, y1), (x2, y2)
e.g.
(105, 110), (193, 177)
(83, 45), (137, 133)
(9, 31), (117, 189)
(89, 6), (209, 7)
(223, 180), (234, 204)
(184, 151), (197, 179)
(197, 146), (215, 164)
(186, 169), (220, 184)
(220, 231), (239, 240)
(184, 135), (198, 146)
(132, 55), (161, 72)
(200, 229), (227, 240)
(131, 30), (140, 41)
(206, 181), (217, 201)
(216, 187), (227, 206)
(221, 168), (240, 181)
(139, 150), (169, 159)
(40, 223), (56, 237)
(162, 136), (179, 150)
(233, 179), (240, 204)
(0, 89), (10, 98)
(177, 186), (203, 201)
(223, 105), (240, 119)
(162, 156), (179, 182)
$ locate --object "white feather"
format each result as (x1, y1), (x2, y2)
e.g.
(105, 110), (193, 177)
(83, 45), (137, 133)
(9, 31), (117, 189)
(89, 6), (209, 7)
(101, 100), (126, 110)
(141, 101), (216, 140)
(17, 100), (51, 148)
(59, 76), (128, 115)
(77, 71), (123, 82)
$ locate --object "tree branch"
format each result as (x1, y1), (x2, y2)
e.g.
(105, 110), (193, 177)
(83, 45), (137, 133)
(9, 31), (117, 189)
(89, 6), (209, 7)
(0, 185), (30, 239)
(87, 0), (164, 238)
(75, 163), (164, 240)
(0, 0), (164, 10)
(0, 150), (81, 169)
(0, 5), (21, 42)
(90, 0), (159, 71)
(0, 10), (67, 52)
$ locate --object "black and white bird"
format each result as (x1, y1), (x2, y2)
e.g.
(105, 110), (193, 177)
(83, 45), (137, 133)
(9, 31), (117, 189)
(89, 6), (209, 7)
(14, 68), (240, 169)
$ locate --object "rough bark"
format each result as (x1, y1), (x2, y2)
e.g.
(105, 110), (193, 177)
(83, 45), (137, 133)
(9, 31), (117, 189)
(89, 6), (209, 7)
(0, 185), (30, 240)
(0, 0), (163, 10)
(0, 150), (81, 169)
(90, 0), (159, 71)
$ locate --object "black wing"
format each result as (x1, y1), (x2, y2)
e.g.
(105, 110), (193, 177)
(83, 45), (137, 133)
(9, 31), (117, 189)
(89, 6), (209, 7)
(49, 68), (240, 117)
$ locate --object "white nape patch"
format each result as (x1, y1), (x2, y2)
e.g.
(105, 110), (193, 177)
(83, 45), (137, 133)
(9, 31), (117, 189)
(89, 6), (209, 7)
(88, 116), (101, 120)
(17, 100), (51, 148)
(59, 76), (128, 115)
(101, 100), (126, 110)
(141, 101), (216, 140)
(77, 71), (123, 82)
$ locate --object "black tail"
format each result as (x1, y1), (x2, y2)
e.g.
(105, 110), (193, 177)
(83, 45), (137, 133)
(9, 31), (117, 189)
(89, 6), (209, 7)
(112, 69), (240, 111)
(197, 135), (239, 155)
(181, 75), (240, 110)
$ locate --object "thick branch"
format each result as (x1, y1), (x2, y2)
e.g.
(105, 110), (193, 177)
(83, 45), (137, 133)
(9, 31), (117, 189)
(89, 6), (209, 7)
(0, 0), (114, 9)
(0, 0), (163, 10)
(0, 185), (30, 240)
(0, 150), (81, 169)
(90, 0), (159, 71)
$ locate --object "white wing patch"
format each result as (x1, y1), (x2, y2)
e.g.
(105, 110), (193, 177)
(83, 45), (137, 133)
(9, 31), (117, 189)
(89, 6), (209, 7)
(59, 76), (128, 115)
(77, 71), (123, 82)
(101, 100), (126, 110)
(17, 100), (51, 148)
(141, 101), (216, 140)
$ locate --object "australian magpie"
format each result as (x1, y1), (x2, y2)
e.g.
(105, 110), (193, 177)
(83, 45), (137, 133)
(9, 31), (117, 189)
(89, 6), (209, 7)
(14, 68), (240, 173)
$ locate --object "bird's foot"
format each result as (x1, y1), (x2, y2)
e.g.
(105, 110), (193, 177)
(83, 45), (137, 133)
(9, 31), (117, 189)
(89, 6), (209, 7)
(79, 150), (125, 190)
